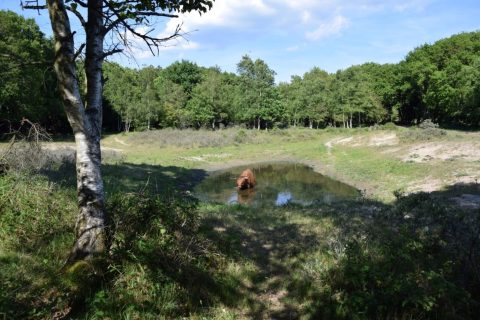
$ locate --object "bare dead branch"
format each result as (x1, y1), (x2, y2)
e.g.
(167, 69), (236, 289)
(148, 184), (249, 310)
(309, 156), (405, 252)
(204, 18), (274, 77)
(73, 43), (86, 60)
(102, 48), (123, 58)
(101, 0), (184, 55)
(0, 119), (52, 173)
(104, 10), (179, 34)
(21, 5), (47, 10)
(134, 11), (179, 18)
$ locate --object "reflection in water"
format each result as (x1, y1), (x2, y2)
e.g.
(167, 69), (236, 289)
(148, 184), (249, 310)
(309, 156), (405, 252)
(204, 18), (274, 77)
(237, 188), (256, 205)
(194, 162), (360, 207)
(276, 191), (292, 206)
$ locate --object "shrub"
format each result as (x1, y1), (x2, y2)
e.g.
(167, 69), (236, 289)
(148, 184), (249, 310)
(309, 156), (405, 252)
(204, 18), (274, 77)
(381, 122), (399, 130)
(82, 190), (225, 318)
(398, 127), (447, 142)
(418, 119), (439, 129)
(315, 193), (480, 319)
(234, 129), (247, 143)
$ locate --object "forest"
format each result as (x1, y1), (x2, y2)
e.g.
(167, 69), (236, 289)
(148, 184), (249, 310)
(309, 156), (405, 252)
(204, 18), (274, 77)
(1, 10), (479, 134)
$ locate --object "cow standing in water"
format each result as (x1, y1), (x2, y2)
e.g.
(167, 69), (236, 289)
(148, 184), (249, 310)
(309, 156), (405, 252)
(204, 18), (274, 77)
(236, 169), (256, 190)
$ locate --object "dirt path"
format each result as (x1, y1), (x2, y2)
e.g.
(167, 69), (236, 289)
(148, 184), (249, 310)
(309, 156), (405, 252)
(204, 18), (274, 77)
(206, 209), (319, 319)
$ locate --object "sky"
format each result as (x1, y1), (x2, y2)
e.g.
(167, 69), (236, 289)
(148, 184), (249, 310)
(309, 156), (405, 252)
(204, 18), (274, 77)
(2, 0), (480, 82)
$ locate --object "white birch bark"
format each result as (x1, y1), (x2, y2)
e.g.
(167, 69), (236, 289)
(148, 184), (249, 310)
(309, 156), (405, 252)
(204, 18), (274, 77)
(47, 0), (108, 263)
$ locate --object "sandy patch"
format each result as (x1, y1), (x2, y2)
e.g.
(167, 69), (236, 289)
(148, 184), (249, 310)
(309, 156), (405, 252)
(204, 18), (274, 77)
(114, 137), (130, 146)
(403, 141), (480, 163)
(367, 133), (398, 146)
(326, 133), (398, 149)
(408, 177), (445, 193)
(381, 147), (402, 154)
(179, 153), (231, 162)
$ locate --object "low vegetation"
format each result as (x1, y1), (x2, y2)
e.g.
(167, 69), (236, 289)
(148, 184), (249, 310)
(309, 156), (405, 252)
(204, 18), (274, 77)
(1, 126), (480, 319)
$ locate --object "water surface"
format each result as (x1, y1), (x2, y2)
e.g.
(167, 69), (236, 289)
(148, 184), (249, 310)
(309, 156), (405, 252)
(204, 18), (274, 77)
(194, 162), (359, 206)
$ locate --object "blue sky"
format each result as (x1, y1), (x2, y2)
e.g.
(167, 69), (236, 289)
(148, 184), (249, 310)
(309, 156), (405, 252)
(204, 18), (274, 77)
(2, 0), (479, 82)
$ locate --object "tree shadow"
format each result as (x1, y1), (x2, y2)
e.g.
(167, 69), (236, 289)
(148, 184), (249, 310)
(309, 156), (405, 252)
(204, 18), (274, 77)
(30, 158), (480, 318)
(290, 182), (480, 319)
(40, 159), (208, 194)
(196, 182), (480, 319)
(199, 205), (323, 319)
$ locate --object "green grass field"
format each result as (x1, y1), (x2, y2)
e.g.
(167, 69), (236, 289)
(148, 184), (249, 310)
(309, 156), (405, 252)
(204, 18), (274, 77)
(1, 127), (480, 319)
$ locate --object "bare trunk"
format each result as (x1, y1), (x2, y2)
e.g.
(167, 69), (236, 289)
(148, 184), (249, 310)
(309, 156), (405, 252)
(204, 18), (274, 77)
(309, 119), (313, 129)
(47, 0), (108, 263)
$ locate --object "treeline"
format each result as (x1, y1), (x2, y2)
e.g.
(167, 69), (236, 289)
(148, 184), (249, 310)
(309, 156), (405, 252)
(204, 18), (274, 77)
(0, 10), (67, 134)
(1, 10), (479, 134)
(103, 28), (480, 131)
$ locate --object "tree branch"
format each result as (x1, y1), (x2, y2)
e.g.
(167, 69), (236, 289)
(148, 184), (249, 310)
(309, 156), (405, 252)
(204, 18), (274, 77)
(66, 4), (87, 29)
(135, 11), (179, 18)
(21, 5), (47, 10)
(72, 0), (88, 8)
(102, 0), (180, 36)
(124, 22), (183, 55)
(73, 43), (86, 61)
(102, 48), (123, 59)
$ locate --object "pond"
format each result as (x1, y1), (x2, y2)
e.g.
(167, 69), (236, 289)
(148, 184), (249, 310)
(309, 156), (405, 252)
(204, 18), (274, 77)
(194, 162), (360, 206)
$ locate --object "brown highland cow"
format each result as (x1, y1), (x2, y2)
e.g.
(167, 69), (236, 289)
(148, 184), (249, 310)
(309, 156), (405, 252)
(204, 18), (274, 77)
(236, 169), (256, 190)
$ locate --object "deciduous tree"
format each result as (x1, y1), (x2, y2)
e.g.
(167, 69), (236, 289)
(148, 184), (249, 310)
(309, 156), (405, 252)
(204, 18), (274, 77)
(22, 0), (214, 264)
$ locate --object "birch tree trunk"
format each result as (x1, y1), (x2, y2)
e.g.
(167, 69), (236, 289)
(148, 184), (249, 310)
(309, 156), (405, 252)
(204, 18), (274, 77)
(47, 0), (108, 263)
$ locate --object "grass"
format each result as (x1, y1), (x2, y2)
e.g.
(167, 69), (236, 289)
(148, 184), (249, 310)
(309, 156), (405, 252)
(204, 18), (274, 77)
(103, 127), (477, 201)
(1, 126), (480, 319)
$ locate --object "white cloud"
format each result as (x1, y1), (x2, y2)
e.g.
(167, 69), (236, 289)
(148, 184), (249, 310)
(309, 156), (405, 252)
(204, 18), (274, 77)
(115, 0), (435, 57)
(286, 45), (300, 52)
(393, 0), (433, 12)
(165, 0), (275, 32)
(277, 0), (434, 14)
(301, 11), (312, 23)
(305, 15), (349, 41)
(144, 0), (276, 53)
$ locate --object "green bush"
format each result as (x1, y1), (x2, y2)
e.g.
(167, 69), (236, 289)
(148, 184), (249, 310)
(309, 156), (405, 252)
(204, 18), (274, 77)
(313, 193), (479, 319)
(234, 129), (247, 143)
(82, 191), (226, 319)
(0, 172), (227, 319)
(381, 122), (399, 130)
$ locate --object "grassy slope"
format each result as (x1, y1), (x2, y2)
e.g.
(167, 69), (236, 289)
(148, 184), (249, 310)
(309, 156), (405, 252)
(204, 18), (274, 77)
(101, 127), (479, 201)
(1, 127), (480, 319)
